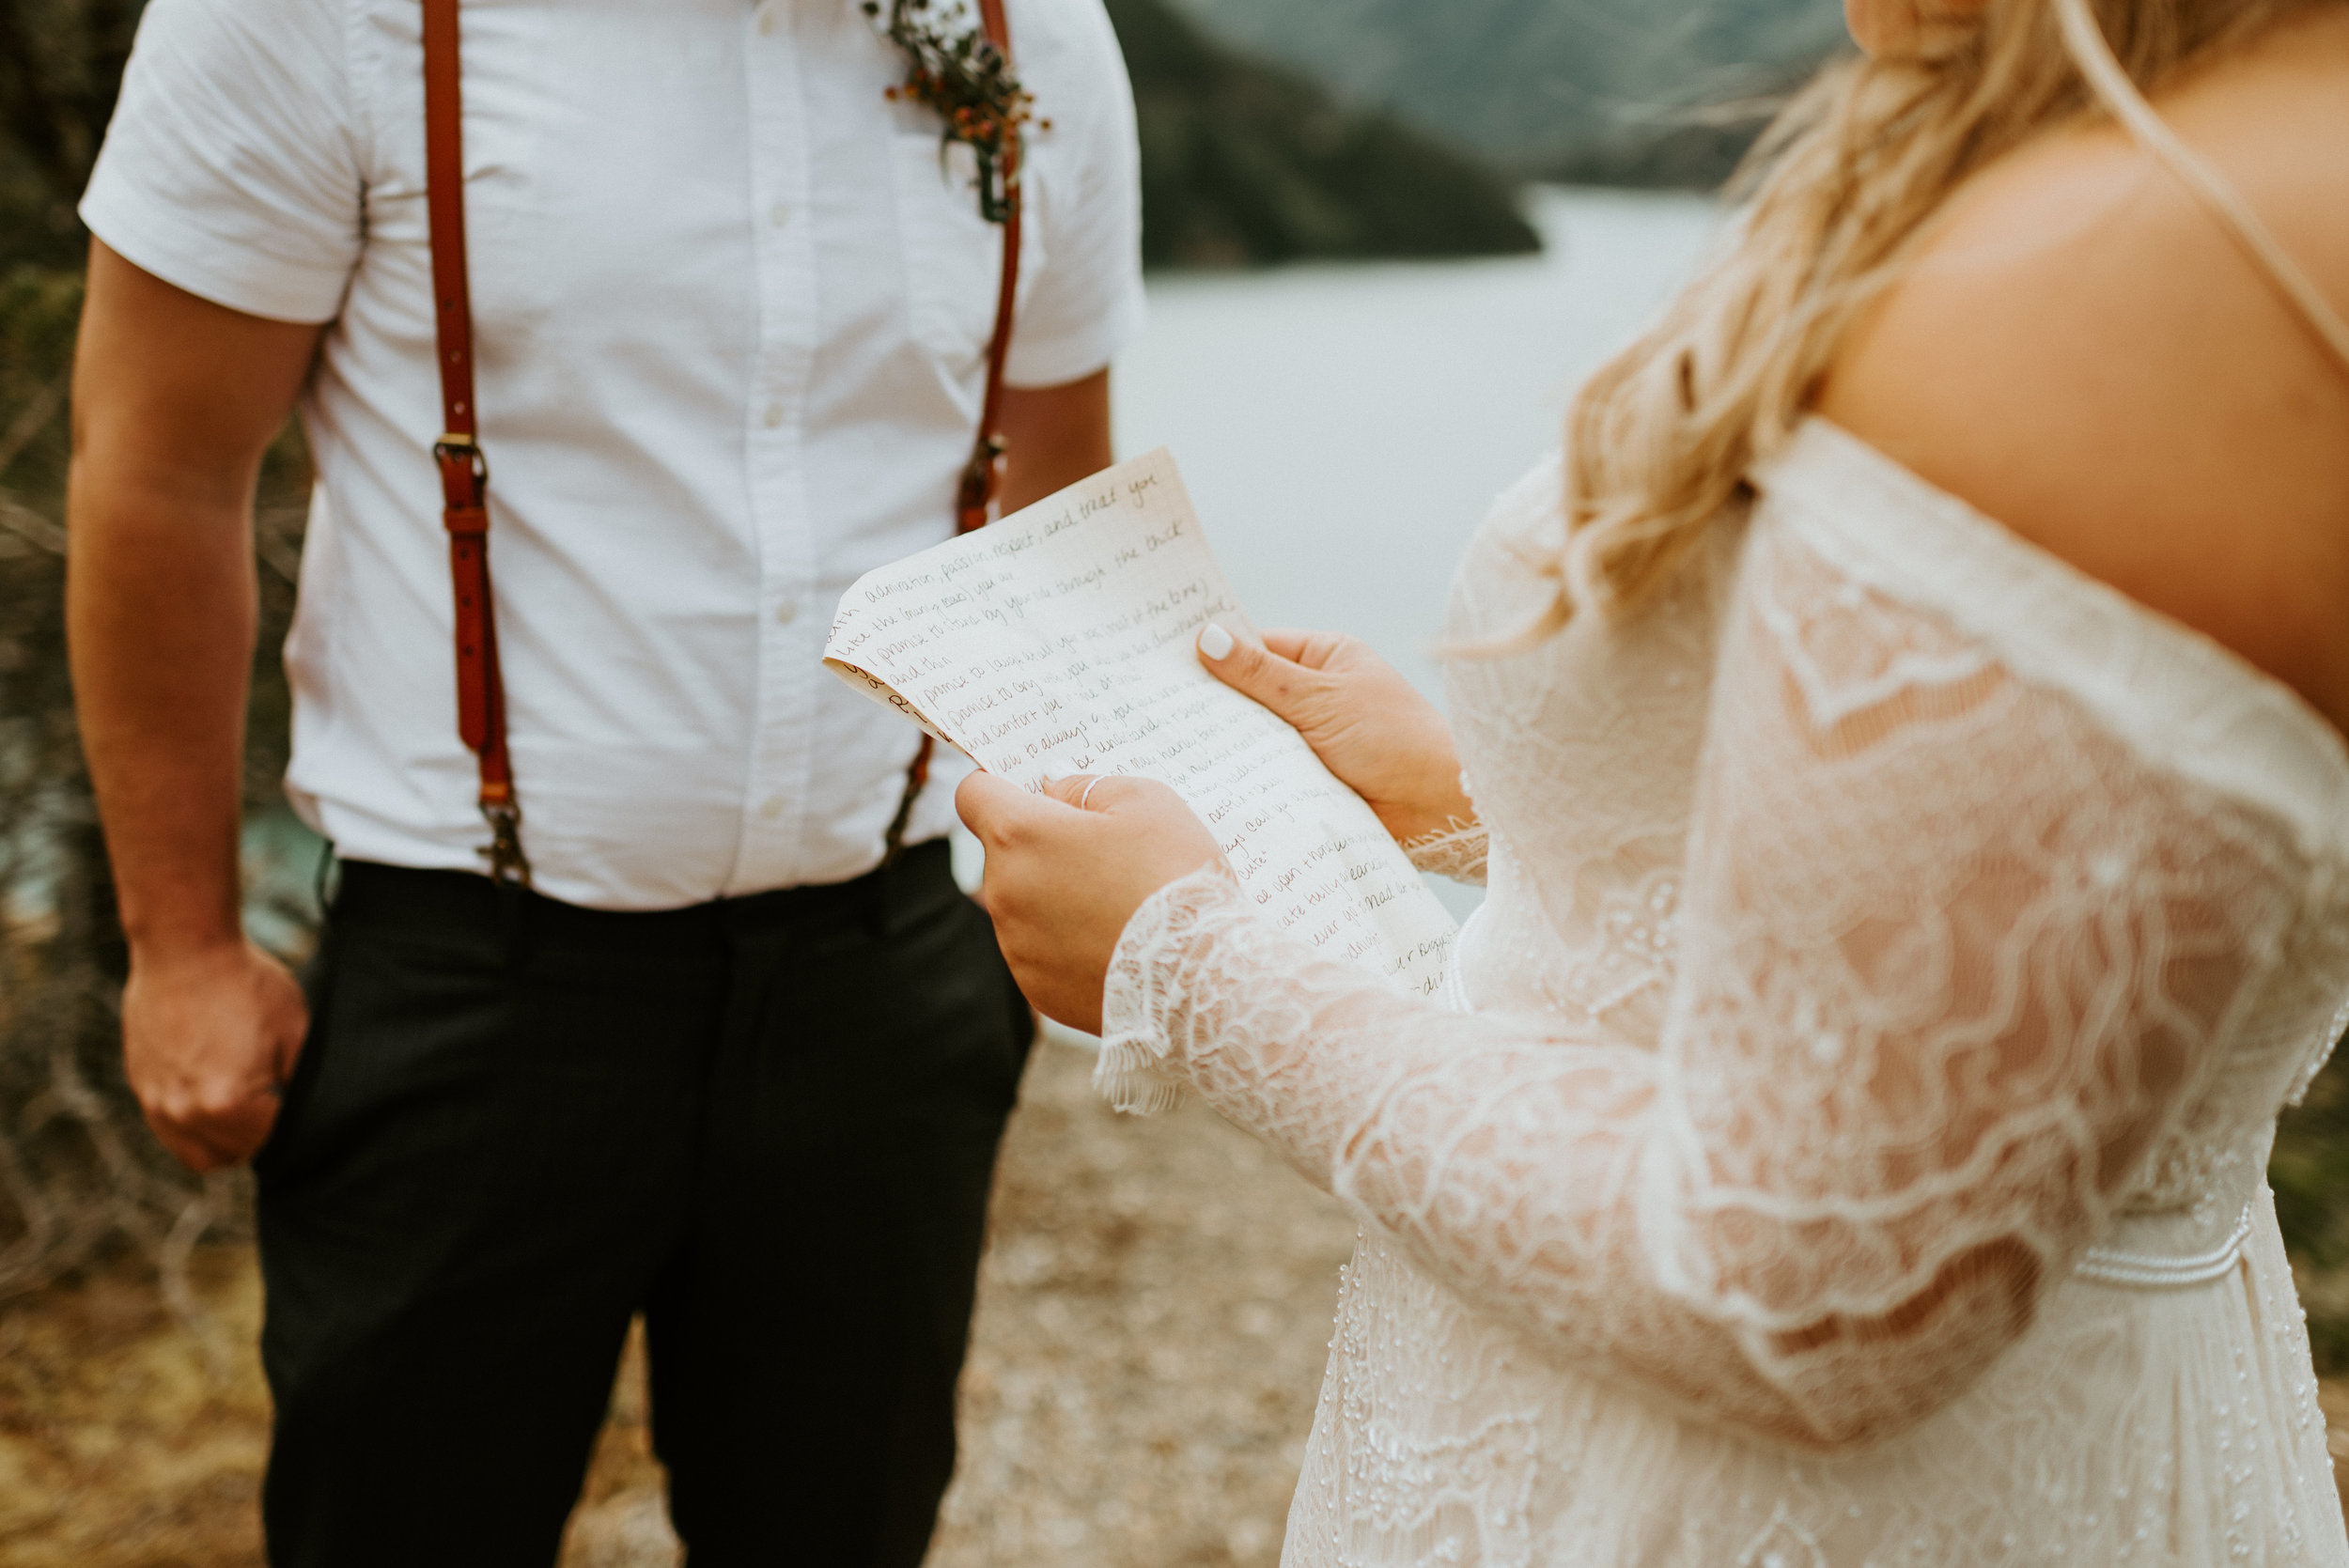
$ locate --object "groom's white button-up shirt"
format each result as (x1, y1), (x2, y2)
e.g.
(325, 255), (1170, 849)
(81, 0), (1145, 909)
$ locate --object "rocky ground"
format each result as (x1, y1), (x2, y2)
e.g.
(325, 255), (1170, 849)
(7, 1033), (2349, 1566)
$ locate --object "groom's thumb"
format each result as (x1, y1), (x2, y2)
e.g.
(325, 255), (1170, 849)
(1196, 619), (1330, 728)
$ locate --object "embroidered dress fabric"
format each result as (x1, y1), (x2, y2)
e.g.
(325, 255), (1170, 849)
(1099, 419), (2349, 1566)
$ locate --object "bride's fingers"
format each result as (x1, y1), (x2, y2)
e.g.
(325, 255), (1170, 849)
(1198, 621), (1333, 725)
(1039, 772), (1105, 812)
(1257, 627), (1318, 662)
(1041, 772), (1163, 815)
(955, 768), (1050, 843)
(1257, 627), (1353, 669)
(959, 769), (1125, 846)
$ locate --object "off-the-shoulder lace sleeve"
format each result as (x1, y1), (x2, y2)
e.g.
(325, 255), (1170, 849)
(1097, 517), (2316, 1451)
(1400, 816), (1488, 883)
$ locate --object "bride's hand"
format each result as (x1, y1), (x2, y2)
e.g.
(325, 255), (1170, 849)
(956, 770), (1225, 1034)
(1195, 622), (1474, 844)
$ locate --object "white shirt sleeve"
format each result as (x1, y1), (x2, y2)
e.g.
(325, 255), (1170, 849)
(1001, 0), (1147, 389)
(79, 0), (365, 324)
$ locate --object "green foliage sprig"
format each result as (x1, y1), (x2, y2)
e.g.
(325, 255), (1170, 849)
(863, 0), (1045, 223)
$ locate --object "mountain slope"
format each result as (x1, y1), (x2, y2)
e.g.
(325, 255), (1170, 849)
(1164, 0), (1850, 177)
(1105, 0), (1541, 266)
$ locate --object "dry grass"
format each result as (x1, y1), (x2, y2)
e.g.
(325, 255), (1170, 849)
(8, 1032), (2348, 1566)
(0, 1245), (269, 1564)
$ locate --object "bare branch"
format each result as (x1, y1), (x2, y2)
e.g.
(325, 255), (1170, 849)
(255, 505), (307, 585)
(0, 373), (67, 481)
(0, 495), (65, 555)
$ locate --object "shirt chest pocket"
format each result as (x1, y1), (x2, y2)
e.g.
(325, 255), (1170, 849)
(891, 132), (1045, 372)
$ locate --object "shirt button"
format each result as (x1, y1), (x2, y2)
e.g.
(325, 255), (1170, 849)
(758, 796), (786, 821)
(762, 402), (785, 429)
(773, 599), (799, 627)
(756, 6), (777, 36)
(769, 200), (789, 228)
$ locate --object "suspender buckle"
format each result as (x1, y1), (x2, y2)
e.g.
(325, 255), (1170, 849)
(433, 434), (490, 512)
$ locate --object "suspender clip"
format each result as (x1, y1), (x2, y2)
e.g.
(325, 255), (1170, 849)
(478, 793), (533, 889)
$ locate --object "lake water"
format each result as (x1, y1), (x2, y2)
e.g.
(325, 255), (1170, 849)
(1113, 186), (1722, 702)
(1097, 185), (1720, 934)
(238, 187), (1723, 945)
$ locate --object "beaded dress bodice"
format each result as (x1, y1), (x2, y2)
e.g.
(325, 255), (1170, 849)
(1099, 419), (2349, 1565)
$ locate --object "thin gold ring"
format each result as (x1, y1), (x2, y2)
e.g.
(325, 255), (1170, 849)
(1077, 777), (1103, 811)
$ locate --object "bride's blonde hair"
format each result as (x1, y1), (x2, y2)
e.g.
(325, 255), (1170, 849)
(1543, 0), (2341, 628)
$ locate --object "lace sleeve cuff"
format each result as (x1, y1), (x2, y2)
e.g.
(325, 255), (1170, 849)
(1096, 862), (1252, 1115)
(1401, 819), (1489, 884)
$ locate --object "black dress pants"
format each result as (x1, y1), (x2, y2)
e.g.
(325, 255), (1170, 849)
(253, 841), (1031, 1568)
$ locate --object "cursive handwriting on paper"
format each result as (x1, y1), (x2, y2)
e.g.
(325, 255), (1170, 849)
(826, 448), (1455, 997)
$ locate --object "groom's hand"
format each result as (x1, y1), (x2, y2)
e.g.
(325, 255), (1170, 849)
(122, 939), (308, 1172)
(1194, 623), (1474, 844)
(957, 771), (1222, 1034)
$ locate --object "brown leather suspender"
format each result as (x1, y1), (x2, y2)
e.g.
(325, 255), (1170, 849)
(422, 0), (527, 886)
(421, 0), (1022, 884)
(957, 0), (1024, 537)
(883, 0), (1023, 862)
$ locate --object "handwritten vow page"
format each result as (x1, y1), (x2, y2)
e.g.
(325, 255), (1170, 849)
(825, 448), (1456, 998)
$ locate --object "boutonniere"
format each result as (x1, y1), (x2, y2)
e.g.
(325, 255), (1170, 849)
(863, 0), (1045, 224)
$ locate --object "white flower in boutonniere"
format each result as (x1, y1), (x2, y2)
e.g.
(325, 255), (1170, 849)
(863, 0), (1048, 224)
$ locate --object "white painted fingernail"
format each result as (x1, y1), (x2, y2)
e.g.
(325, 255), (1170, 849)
(1198, 622), (1236, 660)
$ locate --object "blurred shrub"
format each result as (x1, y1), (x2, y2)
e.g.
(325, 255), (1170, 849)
(2274, 1047), (2349, 1372)
(0, 259), (186, 1299)
(0, 259), (308, 1305)
(0, 0), (142, 270)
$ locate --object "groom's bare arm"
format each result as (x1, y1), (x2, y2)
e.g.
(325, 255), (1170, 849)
(69, 240), (321, 1173)
(997, 366), (1115, 514)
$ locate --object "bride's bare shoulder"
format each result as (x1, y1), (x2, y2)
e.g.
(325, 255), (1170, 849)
(1816, 6), (2349, 730)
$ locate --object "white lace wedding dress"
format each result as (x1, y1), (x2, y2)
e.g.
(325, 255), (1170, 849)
(1096, 417), (2349, 1565)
